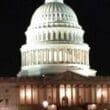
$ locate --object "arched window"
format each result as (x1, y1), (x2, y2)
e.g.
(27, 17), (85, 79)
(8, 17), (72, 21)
(48, 32), (51, 40)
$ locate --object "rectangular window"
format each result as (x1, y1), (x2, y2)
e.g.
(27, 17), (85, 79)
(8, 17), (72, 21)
(32, 86), (38, 104)
(72, 87), (76, 104)
(26, 85), (32, 104)
(53, 87), (57, 104)
(20, 86), (25, 104)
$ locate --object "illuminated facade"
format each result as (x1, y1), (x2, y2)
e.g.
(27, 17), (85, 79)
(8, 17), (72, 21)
(0, 0), (110, 110)
(18, 0), (96, 77)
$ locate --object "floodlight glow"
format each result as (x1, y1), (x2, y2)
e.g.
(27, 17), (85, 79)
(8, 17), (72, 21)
(42, 100), (48, 108)
(51, 104), (57, 110)
(97, 88), (105, 98)
(26, 85), (32, 104)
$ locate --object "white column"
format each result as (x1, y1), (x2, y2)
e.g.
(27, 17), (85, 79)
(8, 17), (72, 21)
(50, 31), (53, 40)
(47, 49), (49, 64)
(35, 50), (38, 64)
(32, 50), (35, 65)
(61, 31), (64, 40)
(43, 50), (47, 63)
(54, 49), (57, 63)
(59, 49), (63, 63)
(82, 50), (84, 64)
(64, 49), (67, 62)
(76, 49), (80, 64)
(49, 49), (52, 63)
(87, 51), (90, 65)
(38, 50), (41, 64)
(72, 49), (74, 63)
(74, 49), (77, 64)
(84, 51), (86, 65)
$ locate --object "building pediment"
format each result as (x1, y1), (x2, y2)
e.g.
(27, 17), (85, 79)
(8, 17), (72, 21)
(57, 71), (88, 81)
(42, 71), (88, 83)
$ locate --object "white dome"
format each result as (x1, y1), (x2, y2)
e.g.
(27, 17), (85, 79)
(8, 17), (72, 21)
(29, 1), (80, 29)
(18, 0), (96, 77)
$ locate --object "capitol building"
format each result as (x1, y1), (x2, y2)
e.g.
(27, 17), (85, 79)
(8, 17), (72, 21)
(0, 0), (110, 110)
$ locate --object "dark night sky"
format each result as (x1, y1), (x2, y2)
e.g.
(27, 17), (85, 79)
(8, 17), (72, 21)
(0, 0), (110, 76)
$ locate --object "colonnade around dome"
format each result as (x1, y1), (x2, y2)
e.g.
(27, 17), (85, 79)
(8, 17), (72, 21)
(26, 28), (84, 44)
(21, 48), (89, 67)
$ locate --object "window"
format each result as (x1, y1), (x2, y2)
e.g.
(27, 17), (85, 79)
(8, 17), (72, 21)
(20, 86), (25, 104)
(20, 85), (38, 105)
(64, 50), (67, 62)
(64, 33), (66, 40)
(26, 85), (32, 104)
(59, 32), (61, 40)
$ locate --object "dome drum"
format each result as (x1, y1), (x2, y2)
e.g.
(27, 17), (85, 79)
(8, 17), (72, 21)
(19, 64), (90, 77)
(21, 44), (90, 73)
(26, 27), (84, 44)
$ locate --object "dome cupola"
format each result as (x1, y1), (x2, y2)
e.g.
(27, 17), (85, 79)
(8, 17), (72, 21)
(45, 0), (63, 3)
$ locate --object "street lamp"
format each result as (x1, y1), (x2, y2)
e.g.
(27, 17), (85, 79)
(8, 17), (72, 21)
(42, 100), (48, 110)
(88, 104), (97, 110)
(51, 104), (57, 110)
